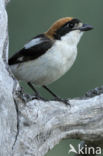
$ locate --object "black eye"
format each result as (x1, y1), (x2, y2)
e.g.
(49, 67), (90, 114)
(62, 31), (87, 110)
(69, 23), (74, 28)
(65, 22), (75, 29)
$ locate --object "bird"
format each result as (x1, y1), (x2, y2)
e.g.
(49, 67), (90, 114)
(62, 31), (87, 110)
(9, 17), (93, 105)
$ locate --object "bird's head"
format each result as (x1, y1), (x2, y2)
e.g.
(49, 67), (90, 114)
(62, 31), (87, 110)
(46, 17), (93, 45)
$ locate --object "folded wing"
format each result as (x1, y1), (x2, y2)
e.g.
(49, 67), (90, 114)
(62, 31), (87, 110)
(9, 34), (53, 65)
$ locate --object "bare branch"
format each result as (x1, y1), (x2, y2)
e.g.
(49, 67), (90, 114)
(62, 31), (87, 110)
(12, 88), (103, 156)
(0, 0), (17, 156)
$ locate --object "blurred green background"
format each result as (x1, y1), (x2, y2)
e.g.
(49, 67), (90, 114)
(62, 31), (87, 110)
(7, 0), (103, 155)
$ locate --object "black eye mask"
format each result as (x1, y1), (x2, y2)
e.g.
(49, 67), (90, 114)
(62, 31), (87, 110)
(54, 18), (80, 40)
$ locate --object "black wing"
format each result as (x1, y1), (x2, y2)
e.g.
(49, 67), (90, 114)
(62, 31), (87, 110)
(9, 34), (54, 65)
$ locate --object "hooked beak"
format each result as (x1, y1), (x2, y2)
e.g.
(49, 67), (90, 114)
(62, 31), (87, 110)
(79, 24), (93, 31)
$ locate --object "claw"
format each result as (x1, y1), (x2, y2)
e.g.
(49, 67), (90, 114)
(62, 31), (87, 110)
(34, 95), (47, 101)
(53, 97), (70, 106)
(32, 94), (49, 102)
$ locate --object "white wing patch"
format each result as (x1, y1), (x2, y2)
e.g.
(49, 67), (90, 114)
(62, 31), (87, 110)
(24, 38), (43, 49)
(17, 56), (23, 61)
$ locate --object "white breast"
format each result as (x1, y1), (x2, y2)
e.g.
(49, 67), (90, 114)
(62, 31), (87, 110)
(10, 41), (77, 86)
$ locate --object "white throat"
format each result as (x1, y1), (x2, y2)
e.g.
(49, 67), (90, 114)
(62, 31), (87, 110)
(61, 30), (84, 46)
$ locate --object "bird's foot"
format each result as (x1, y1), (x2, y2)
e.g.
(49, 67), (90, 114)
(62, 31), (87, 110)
(53, 97), (70, 106)
(32, 94), (47, 101)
